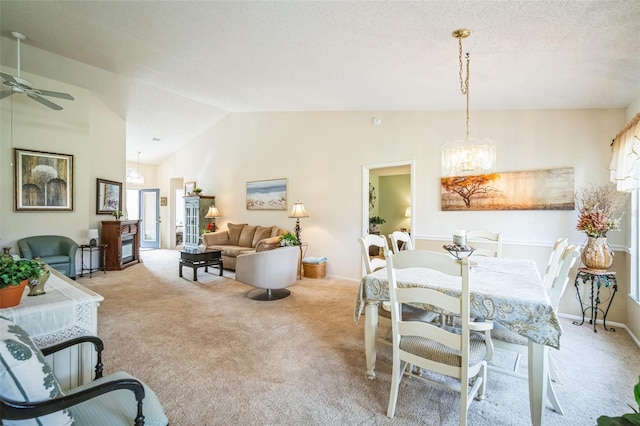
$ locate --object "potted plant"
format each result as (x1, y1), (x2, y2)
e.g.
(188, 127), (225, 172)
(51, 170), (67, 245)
(0, 255), (45, 307)
(279, 232), (299, 246)
(575, 184), (627, 270)
(112, 210), (123, 220)
(192, 188), (203, 196)
(369, 216), (386, 233)
(597, 376), (640, 425)
(27, 257), (50, 297)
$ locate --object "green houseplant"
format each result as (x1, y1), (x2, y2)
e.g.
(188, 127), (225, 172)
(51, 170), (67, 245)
(279, 232), (299, 246)
(597, 376), (640, 425)
(0, 255), (45, 307)
(369, 216), (386, 233)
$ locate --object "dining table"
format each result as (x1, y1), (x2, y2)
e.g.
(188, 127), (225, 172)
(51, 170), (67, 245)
(354, 256), (561, 426)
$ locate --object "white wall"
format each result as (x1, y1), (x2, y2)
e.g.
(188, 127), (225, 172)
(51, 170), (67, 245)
(156, 109), (626, 279)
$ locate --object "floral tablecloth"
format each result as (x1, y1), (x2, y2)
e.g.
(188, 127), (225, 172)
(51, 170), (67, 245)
(354, 256), (562, 349)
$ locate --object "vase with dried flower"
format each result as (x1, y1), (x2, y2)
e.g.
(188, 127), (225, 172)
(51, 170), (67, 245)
(575, 184), (627, 271)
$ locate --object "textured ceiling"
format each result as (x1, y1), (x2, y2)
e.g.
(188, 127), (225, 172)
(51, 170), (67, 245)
(1, 1), (639, 164)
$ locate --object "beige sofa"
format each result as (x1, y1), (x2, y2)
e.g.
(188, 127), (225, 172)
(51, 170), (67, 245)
(201, 223), (289, 270)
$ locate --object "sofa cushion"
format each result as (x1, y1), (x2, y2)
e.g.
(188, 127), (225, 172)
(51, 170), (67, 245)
(0, 316), (74, 426)
(252, 226), (274, 248)
(270, 227), (287, 237)
(238, 225), (257, 248)
(255, 236), (283, 252)
(227, 223), (246, 245)
(220, 246), (256, 258)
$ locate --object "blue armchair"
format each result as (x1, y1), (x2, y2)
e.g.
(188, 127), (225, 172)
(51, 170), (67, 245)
(17, 235), (78, 279)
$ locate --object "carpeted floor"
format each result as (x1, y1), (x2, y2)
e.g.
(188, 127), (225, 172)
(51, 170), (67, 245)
(77, 249), (639, 425)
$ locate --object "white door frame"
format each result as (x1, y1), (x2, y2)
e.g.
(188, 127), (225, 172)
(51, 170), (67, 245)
(362, 160), (415, 244)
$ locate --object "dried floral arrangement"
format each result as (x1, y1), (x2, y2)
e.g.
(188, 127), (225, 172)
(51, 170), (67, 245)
(575, 184), (628, 238)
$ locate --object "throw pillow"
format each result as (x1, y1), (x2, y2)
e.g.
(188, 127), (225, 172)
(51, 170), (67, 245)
(238, 225), (257, 248)
(0, 316), (74, 426)
(227, 223), (246, 246)
(252, 226), (273, 248)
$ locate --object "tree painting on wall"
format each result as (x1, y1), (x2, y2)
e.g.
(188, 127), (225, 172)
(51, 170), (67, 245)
(14, 148), (73, 211)
(441, 167), (575, 211)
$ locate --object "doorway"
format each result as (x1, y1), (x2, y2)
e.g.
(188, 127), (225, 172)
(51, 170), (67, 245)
(362, 160), (414, 245)
(139, 189), (160, 249)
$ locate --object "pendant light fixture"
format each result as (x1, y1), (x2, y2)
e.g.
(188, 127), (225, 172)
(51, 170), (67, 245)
(126, 151), (145, 186)
(441, 29), (496, 177)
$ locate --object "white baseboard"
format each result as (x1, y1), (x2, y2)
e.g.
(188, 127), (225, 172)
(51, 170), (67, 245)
(558, 312), (640, 348)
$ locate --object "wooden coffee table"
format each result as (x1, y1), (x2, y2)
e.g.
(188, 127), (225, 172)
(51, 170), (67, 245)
(179, 249), (223, 281)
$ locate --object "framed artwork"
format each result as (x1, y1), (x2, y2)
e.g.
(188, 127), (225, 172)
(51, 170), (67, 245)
(96, 178), (123, 214)
(185, 181), (196, 195)
(246, 178), (287, 210)
(441, 167), (575, 211)
(14, 148), (74, 211)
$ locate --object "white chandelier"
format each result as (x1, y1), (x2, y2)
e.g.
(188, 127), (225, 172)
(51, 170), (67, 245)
(441, 29), (496, 177)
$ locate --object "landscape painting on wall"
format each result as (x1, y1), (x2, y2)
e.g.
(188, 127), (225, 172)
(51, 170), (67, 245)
(246, 178), (287, 210)
(14, 148), (73, 211)
(441, 167), (575, 211)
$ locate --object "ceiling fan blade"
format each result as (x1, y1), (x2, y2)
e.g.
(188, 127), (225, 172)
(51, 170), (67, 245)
(34, 89), (74, 101)
(27, 93), (63, 110)
(0, 71), (18, 85)
(0, 90), (15, 100)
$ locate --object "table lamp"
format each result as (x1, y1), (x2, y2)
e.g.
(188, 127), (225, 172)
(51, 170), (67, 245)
(288, 201), (309, 243)
(88, 229), (99, 246)
(205, 206), (221, 232)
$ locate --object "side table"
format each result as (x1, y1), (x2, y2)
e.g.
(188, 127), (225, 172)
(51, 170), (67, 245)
(297, 242), (308, 280)
(573, 268), (618, 332)
(79, 244), (107, 278)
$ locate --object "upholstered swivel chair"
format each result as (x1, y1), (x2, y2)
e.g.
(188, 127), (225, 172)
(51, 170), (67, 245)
(236, 245), (300, 300)
(0, 316), (168, 425)
(17, 235), (78, 279)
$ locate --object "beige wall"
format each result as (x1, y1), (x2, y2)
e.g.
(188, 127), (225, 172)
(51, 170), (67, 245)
(156, 109), (627, 272)
(0, 69), (126, 254)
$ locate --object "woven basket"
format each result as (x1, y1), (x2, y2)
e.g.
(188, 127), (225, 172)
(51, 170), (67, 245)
(303, 262), (326, 279)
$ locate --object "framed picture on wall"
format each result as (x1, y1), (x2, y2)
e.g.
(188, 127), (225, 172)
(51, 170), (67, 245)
(246, 178), (287, 210)
(185, 181), (196, 195)
(14, 148), (74, 211)
(96, 178), (123, 214)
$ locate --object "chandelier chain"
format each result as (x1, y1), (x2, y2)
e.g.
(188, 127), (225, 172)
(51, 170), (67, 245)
(457, 35), (471, 143)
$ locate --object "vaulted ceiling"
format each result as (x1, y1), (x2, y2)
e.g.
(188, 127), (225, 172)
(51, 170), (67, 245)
(1, 1), (639, 164)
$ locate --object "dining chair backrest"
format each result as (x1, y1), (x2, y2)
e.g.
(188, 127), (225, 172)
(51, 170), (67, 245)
(542, 238), (569, 294)
(389, 231), (413, 254)
(547, 245), (580, 309)
(386, 250), (489, 424)
(358, 234), (389, 274)
(466, 230), (503, 257)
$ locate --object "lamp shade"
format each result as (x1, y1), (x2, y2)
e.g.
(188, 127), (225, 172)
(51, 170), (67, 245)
(205, 206), (221, 218)
(289, 201), (309, 218)
(88, 229), (99, 239)
(405, 207), (411, 218)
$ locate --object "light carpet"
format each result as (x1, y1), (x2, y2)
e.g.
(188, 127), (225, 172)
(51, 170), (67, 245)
(77, 249), (639, 425)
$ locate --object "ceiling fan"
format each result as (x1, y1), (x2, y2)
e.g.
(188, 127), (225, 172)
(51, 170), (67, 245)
(0, 31), (74, 110)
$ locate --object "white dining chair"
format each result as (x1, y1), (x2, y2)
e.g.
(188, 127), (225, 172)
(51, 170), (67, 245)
(357, 236), (435, 347)
(358, 234), (388, 274)
(488, 244), (580, 415)
(466, 230), (503, 257)
(543, 238), (569, 294)
(389, 231), (413, 254)
(385, 250), (493, 425)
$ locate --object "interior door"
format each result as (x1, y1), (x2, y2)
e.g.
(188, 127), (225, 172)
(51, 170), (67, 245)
(139, 189), (160, 249)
